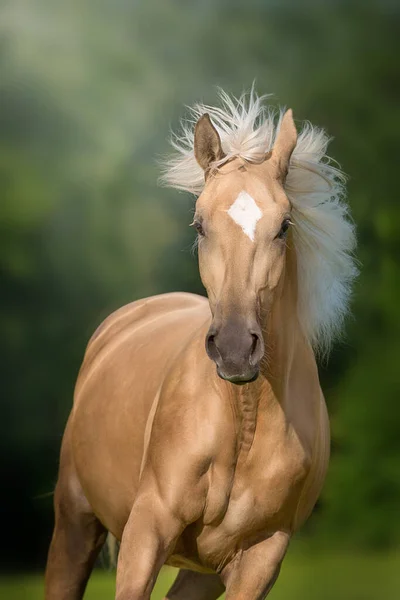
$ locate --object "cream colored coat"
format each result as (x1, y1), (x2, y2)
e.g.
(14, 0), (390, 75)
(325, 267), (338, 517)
(45, 107), (334, 600)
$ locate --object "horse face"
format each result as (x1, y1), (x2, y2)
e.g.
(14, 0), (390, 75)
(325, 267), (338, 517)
(193, 111), (297, 384)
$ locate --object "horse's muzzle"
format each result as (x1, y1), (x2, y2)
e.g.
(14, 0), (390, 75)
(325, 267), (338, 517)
(205, 318), (264, 385)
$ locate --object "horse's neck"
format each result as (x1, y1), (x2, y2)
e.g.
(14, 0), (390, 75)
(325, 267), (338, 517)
(263, 242), (305, 387)
(223, 244), (313, 453)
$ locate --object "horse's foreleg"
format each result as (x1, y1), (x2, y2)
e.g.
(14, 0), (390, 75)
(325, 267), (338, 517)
(45, 429), (107, 600)
(221, 531), (290, 600)
(116, 492), (185, 600)
(164, 569), (225, 600)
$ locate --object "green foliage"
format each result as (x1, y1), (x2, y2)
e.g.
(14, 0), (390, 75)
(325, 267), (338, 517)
(0, 0), (399, 569)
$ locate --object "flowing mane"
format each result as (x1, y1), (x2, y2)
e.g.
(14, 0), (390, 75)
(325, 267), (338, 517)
(160, 89), (358, 355)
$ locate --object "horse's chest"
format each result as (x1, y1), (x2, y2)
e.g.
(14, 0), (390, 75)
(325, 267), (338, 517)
(211, 434), (310, 535)
(233, 453), (307, 530)
(191, 439), (310, 570)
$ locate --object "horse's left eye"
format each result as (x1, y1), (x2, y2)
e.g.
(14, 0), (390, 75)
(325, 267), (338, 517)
(277, 218), (291, 239)
(191, 220), (205, 237)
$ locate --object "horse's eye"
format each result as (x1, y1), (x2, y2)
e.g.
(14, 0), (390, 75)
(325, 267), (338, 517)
(277, 218), (291, 239)
(191, 220), (205, 237)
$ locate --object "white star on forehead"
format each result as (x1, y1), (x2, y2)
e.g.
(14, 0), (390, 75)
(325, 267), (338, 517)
(227, 191), (262, 241)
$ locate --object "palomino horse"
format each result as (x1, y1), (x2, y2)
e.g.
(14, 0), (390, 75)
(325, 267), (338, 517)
(45, 91), (357, 599)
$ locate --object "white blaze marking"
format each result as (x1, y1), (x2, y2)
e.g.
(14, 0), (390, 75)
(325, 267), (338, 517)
(227, 191), (262, 241)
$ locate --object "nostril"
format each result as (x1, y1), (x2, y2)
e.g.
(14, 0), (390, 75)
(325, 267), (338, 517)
(207, 333), (215, 350)
(206, 331), (221, 362)
(249, 332), (263, 365)
(250, 334), (258, 355)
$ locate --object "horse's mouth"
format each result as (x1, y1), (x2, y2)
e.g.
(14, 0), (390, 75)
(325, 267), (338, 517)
(216, 367), (259, 385)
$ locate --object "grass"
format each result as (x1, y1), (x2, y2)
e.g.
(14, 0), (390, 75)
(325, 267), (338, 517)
(1, 551), (399, 599)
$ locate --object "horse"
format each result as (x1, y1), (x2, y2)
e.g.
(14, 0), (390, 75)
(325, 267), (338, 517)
(45, 89), (357, 600)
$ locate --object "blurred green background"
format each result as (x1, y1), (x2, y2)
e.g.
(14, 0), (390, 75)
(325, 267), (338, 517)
(1, 0), (399, 597)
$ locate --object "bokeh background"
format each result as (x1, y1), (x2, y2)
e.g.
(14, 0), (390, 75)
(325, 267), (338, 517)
(1, 0), (399, 598)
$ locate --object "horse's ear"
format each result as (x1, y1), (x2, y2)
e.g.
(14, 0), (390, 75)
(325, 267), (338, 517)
(194, 114), (225, 174)
(272, 109), (297, 181)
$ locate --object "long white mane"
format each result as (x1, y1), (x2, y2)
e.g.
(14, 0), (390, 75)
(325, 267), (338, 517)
(160, 89), (358, 355)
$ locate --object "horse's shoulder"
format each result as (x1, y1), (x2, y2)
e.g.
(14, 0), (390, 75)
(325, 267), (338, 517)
(293, 392), (330, 530)
(74, 292), (209, 401)
(80, 292), (206, 363)
(89, 292), (206, 343)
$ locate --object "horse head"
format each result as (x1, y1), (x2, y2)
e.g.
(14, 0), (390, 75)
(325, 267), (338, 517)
(192, 110), (297, 383)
